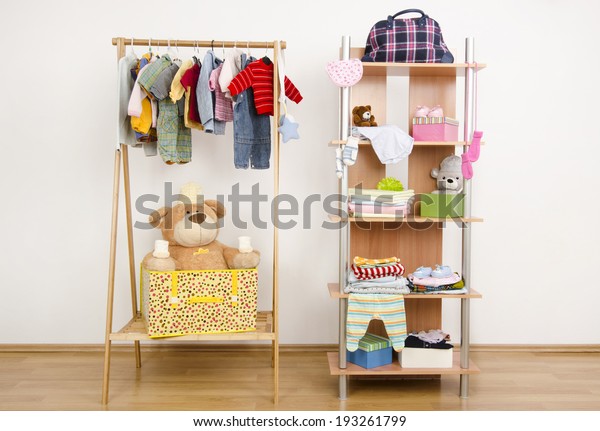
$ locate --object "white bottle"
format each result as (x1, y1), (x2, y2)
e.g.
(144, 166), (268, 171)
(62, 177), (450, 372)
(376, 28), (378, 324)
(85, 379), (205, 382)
(149, 240), (177, 271)
(238, 236), (253, 253)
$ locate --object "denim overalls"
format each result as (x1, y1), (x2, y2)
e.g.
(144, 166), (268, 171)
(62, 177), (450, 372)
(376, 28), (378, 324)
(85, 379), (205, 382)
(232, 55), (271, 169)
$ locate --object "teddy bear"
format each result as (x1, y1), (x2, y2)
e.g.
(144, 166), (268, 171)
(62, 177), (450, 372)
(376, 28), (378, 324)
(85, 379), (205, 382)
(142, 185), (260, 271)
(431, 155), (464, 194)
(352, 105), (378, 127)
(406, 155), (464, 215)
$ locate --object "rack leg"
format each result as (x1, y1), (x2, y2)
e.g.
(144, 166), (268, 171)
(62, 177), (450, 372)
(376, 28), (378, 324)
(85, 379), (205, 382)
(102, 341), (112, 405)
(271, 40), (281, 405)
(121, 145), (142, 368)
(273, 340), (279, 404)
(102, 148), (122, 405)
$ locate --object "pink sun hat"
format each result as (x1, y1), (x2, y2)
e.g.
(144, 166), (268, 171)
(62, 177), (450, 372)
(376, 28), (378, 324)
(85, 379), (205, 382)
(326, 58), (363, 87)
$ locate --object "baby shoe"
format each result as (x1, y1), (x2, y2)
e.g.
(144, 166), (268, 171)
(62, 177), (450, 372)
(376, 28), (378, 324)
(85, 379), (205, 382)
(427, 105), (444, 117)
(412, 266), (432, 278)
(431, 264), (452, 278)
(414, 105), (430, 118)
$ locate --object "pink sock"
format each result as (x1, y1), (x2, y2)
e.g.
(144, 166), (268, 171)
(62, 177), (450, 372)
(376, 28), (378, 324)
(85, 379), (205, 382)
(461, 131), (483, 180)
(468, 131), (482, 162)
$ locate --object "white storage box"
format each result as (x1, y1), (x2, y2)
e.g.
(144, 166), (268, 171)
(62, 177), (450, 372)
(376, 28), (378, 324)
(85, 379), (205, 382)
(399, 347), (453, 368)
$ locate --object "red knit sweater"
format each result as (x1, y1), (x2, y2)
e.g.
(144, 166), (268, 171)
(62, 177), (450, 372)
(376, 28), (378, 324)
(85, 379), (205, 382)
(228, 58), (303, 115)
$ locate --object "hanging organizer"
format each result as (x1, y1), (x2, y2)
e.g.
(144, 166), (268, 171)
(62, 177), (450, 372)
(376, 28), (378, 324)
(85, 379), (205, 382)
(102, 37), (285, 404)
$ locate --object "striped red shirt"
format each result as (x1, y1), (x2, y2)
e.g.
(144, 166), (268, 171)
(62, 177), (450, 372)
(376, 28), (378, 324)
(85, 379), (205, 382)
(351, 263), (405, 280)
(227, 58), (303, 115)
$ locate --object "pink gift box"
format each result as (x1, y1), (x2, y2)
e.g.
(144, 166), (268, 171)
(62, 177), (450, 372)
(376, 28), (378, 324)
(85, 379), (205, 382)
(412, 117), (459, 141)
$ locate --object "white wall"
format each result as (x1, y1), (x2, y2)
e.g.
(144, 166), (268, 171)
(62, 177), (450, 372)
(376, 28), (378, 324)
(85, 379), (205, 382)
(1, 0), (598, 345)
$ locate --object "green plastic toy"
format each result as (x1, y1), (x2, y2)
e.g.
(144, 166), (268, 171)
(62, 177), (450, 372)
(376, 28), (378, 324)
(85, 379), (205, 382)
(376, 177), (404, 192)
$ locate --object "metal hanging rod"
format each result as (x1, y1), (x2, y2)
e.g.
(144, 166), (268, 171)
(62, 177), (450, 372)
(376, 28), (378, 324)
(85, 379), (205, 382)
(112, 37), (286, 49)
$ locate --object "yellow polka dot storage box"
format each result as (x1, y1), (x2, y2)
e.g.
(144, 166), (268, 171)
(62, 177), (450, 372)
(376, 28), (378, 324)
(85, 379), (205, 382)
(141, 268), (258, 338)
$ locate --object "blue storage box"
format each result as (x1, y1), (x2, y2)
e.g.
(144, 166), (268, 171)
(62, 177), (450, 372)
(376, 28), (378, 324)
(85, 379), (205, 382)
(347, 347), (392, 369)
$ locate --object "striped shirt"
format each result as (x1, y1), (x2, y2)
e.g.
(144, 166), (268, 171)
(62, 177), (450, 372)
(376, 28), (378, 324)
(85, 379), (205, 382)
(351, 263), (405, 280)
(228, 58), (302, 115)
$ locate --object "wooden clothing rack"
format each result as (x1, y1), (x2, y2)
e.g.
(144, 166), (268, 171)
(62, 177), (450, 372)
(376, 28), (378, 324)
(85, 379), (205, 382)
(102, 37), (285, 404)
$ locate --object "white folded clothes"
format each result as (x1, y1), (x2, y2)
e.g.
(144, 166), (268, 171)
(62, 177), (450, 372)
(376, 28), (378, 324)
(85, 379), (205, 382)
(346, 276), (408, 290)
(355, 125), (414, 164)
(347, 271), (397, 284)
(344, 285), (411, 294)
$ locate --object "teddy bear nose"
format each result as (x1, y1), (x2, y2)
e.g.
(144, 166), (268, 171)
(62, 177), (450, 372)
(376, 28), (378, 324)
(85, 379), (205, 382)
(189, 213), (206, 224)
(447, 178), (454, 184)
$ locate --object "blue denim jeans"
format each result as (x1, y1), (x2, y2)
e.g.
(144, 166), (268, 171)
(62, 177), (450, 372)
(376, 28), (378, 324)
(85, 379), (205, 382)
(233, 55), (271, 169)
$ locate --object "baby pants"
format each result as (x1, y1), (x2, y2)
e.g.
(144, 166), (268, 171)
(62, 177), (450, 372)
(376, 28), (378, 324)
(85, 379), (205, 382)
(346, 293), (407, 352)
(232, 55), (271, 169)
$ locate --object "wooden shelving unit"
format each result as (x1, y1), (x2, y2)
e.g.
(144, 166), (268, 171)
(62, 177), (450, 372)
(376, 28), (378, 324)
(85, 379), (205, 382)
(329, 38), (484, 399)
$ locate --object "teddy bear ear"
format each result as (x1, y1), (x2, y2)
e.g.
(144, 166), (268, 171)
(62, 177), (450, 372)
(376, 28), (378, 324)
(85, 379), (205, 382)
(204, 200), (226, 219)
(352, 106), (358, 114)
(431, 168), (440, 179)
(366, 105), (371, 110)
(149, 207), (170, 228)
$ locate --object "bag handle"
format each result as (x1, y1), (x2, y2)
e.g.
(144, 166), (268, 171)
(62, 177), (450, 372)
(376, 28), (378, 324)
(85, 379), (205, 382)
(387, 9), (428, 29)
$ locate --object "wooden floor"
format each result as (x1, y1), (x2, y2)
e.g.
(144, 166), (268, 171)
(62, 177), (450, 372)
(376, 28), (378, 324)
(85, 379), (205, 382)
(1, 349), (599, 410)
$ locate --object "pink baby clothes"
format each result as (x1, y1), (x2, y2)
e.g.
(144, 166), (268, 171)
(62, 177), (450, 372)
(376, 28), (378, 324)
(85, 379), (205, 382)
(461, 130), (483, 179)
(349, 202), (408, 215)
(209, 64), (233, 122)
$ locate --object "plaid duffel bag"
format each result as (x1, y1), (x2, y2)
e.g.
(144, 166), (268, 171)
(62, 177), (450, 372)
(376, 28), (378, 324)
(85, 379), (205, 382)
(362, 9), (454, 63)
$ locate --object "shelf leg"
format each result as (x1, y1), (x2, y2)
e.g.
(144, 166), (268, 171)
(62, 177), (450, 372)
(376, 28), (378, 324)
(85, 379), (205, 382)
(460, 298), (470, 368)
(460, 297), (471, 398)
(102, 147), (122, 405)
(460, 375), (469, 398)
(338, 296), (348, 400)
(336, 36), (351, 403)
(339, 298), (348, 362)
(338, 375), (348, 400)
(459, 36), (476, 400)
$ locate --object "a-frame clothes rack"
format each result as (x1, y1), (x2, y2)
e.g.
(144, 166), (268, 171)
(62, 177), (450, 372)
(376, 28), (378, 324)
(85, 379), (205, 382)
(102, 37), (285, 404)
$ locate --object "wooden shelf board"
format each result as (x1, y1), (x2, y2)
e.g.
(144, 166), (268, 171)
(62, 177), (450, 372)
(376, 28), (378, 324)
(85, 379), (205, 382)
(329, 139), (484, 147)
(327, 351), (480, 376)
(328, 214), (483, 223)
(361, 62), (486, 77)
(110, 311), (275, 342)
(327, 283), (482, 300)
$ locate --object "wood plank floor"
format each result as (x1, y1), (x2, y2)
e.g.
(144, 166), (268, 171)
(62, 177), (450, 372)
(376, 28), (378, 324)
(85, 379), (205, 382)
(0, 350), (599, 410)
